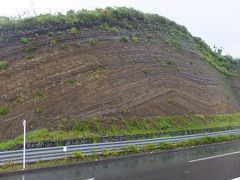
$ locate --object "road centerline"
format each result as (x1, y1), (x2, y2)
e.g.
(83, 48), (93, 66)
(188, 151), (240, 163)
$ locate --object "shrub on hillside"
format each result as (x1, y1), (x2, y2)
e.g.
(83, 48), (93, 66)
(60, 44), (67, 49)
(36, 89), (44, 98)
(35, 107), (43, 113)
(67, 79), (76, 85)
(69, 27), (77, 34)
(143, 68), (149, 75)
(25, 45), (37, 53)
(48, 32), (53, 36)
(177, 67), (182, 71)
(49, 39), (56, 47)
(131, 36), (138, 43)
(75, 42), (80, 48)
(111, 27), (119, 34)
(166, 97), (175, 104)
(165, 39), (180, 50)
(26, 54), (34, 60)
(57, 31), (62, 35)
(0, 106), (8, 115)
(0, 60), (9, 69)
(167, 59), (175, 65)
(121, 36), (128, 42)
(19, 37), (29, 44)
(99, 23), (109, 30)
(88, 39), (96, 46)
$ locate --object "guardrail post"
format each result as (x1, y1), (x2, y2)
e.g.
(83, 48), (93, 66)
(22, 120), (26, 170)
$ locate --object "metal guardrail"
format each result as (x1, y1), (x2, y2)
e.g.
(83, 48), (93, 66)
(0, 129), (240, 166)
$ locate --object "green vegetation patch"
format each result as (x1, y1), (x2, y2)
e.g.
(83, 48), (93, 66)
(67, 79), (76, 85)
(70, 151), (85, 161)
(66, 113), (240, 135)
(36, 89), (44, 98)
(48, 31), (53, 37)
(165, 39), (180, 51)
(88, 39), (96, 46)
(75, 42), (80, 48)
(35, 107), (43, 113)
(121, 36), (128, 42)
(1, 113), (240, 151)
(25, 45), (37, 53)
(167, 59), (175, 65)
(143, 68), (149, 75)
(131, 36), (138, 43)
(68, 27), (77, 34)
(19, 37), (29, 44)
(49, 39), (56, 47)
(60, 44), (67, 49)
(0, 7), (186, 36)
(0, 106), (8, 115)
(177, 67), (182, 71)
(111, 27), (119, 34)
(57, 31), (62, 35)
(194, 37), (240, 76)
(26, 54), (34, 60)
(99, 23), (109, 30)
(166, 97), (175, 104)
(0, 60), (9, 69)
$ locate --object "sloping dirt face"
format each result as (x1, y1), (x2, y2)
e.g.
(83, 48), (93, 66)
(0, 28), (239, 140)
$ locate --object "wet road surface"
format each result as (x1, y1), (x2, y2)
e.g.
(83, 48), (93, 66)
(1, 141), (240, 180)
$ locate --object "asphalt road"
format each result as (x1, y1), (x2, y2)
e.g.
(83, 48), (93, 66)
(1, 141), (240, 180)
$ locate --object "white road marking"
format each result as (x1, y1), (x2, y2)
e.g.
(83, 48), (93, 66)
(188, 151), (240, 163)
(85, 178), (95, 180)
(231, 177), (240, 180)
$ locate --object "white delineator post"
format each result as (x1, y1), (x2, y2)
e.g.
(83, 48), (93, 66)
(63, 146), (67, 152)
(22, 120), (26, 170)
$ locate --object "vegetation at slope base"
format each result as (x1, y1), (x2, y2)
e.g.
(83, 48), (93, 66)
(0, 7), (239, 76)
(0, 113), (240, 150)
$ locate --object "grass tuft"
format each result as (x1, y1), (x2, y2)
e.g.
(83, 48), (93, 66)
(88, 39), (96, 46)
(0, 60), (9, 69)
(0, 106), (8, 115)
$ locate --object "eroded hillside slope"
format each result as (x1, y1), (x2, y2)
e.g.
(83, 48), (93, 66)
(0, 7), (240, 140)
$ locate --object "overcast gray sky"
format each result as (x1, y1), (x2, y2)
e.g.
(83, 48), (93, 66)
(0, 0), (239, 58)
